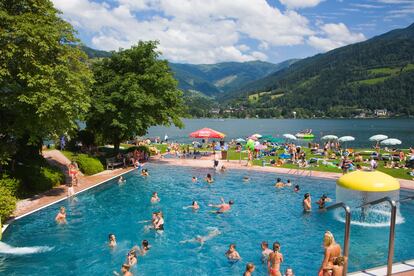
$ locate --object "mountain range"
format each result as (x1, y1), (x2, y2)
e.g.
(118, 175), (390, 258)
(80, 22), (414, 118)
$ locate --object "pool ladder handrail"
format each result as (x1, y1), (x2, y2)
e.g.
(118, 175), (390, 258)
(325, 202), (351, 276)
(358, 197), (397, 276)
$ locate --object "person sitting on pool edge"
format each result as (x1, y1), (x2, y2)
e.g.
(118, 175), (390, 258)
(225, 244), (241, 260)
(209, 197), (234, 213)
(268, 241), (283, 276)
(151, 192), (160, 203)
(303, 193), (311, 212)
(244, 263), (255, 276)
(108, 233), (117, 248)
(275, 178), (284, 188)
(205, 173), (214, 183)
(55, 206), (67, 224)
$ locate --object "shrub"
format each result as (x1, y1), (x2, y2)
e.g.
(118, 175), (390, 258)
(0, 175), (21, 196)
(0, 186), (17, 221)
(14, 161), (65, 196)
(75, 154), (104, 175)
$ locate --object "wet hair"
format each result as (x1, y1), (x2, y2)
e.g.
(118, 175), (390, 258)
(333, 256), (345, 266)
(122, 264), (130, 270)
(273, 241), (281, 252)
(108, 233), (115, 240)
(230, 244), (236, 249)
(295, 184), (300, 190)
(229, 200), (234, 205)
(153, 192), (157, 196)
(142, 240), (149, 249)
(304, 193), (310, 199)
(277, 178), (281, 182)
(324, 231), (335, 247)
(261, 241), (268, 248)
(192, 201), (196, 205)
(322, 194), (327, 199)
(207, 173), (212, 178)
(246, 262), (255, 271)
(287, 179), (291, 183)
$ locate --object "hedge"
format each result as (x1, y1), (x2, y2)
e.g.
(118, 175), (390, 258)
(75, 154), (104, 175)
(0, 186), (17, 221)
(0, 175), (21, 196)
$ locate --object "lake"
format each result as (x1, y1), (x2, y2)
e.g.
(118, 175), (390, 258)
(147, 119), (414, 148)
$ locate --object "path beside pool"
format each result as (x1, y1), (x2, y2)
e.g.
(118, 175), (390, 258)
(153, 156), (414, 190)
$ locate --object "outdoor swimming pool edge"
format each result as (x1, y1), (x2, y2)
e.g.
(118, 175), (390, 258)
(1, 168), (135, 236)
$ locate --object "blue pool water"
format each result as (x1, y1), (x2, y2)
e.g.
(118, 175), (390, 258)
(1, 164), (414, 275)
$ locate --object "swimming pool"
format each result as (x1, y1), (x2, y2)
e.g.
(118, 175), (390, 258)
(1, 164), (414, 275)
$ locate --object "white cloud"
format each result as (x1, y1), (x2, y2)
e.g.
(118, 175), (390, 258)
(53, 0), (314, 63)
(279, 0), (324, 9)
(237, 44), (250, 52)
(307, 23), (366, 51)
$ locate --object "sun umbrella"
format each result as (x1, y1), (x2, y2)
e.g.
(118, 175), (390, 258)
(338, 136), (355, 142)
(248, 135), (258, 141)
(189, 128), (225, 139)
(283, 134), (297, 140)
(251, 133), (262, 138)
(235, 138), (246, 143)
(369, 134), (388, 142)
(321, 135), (338, 140)
(380, 138), (402, 146)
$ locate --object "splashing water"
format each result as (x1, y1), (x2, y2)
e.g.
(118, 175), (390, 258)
(0, 241), (52, 255)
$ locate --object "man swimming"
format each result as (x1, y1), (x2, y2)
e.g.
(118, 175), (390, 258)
(108, 233), (117, 248)
(205, 173), (214, 183)
(180, 227), (221, 245)
(225, 244), (241, 260)
(303, 193), (311, 212)
(184, 201), (200, 210)
(113, 264), (133, 276)
(192, 176), (198, 182)
(294, 185), (300, 192)
(150, 192), (160, 203)
(275, 178), (284, 188)
(118, 176), (126, 184)
(261, 241), (273, 263)
(208, 197), (234, 213)
(55, 206), (67, 224)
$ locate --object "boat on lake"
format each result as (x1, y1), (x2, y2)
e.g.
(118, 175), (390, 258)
(295, 129), (315, 139)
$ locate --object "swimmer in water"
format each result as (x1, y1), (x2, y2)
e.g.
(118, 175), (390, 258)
(294, 184), (300, 192)
(244, 263), (256, 276)
(139, 240), (151, 255)
(208, 197), (234, 213)
(303, 193), (311, 212)
(153, 211), (164, 231)
(268, 241), (283, 276)
(316, 194), (329, 209)
(220, 165), (226, 172)
(118, 176), (126, 184)
(180, 227), (221, 245)
(113, 264), (132, 276)
(275, 178), (284, 188)
(184, 201), (200, 210)
(141, 169), (149, 176)
(126, 247), (138, 266)
(55, 206), (67, 224)
(285, 179), (292, 187)
(192, 176), (198, 182)
(151, 192), (160, 203)
(261, 241), (273, 263)
(225, 244), (241, 260)
(243, 176), (250, 182)
(284, 267), (294, 276)
(108, 233), (117, 248)
(205, 173), (214, 183)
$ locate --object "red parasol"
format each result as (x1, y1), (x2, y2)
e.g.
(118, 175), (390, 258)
(189, 128), (226, 139)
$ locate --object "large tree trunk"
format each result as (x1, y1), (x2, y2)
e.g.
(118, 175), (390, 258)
(113, 138), (120, 155)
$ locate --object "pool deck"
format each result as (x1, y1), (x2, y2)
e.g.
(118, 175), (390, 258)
(349, 259), (414, 275)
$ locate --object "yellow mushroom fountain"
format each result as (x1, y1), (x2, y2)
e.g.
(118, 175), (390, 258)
(336, 170), (402, 226)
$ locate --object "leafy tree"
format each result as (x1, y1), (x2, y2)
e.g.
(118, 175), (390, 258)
(87, 41), (186, 152)
(0, 0), (93, 161)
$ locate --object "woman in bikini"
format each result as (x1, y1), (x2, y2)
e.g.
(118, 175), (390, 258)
(268, 241), (283, 276)
(318, 231), (342, 276)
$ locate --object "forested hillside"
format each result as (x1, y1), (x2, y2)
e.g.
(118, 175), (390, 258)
(224, 23), (414, 118)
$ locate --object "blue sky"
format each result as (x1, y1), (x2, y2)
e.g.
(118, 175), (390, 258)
(53, 0), (414, 64)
